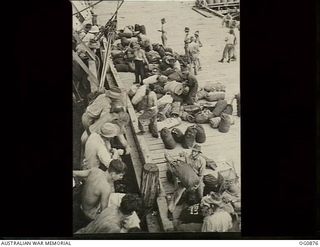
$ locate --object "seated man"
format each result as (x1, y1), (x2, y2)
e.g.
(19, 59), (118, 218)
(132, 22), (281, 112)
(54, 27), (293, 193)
(82, 87), (123, 135)
(73, 159), (127, 221)
(75, 193), (142, 234)
(84, 123), (122, 170)
(164, 144), (206, 217)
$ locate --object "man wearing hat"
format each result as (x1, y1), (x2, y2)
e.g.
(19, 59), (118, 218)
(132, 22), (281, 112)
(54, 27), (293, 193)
(194, 31), (202, 70)
(81, 87), (123, 135)
(84, 122), (123, 170)
(184, 27), (191, 57)
(82, 25), (100, 47)
(133, 43), (149, 85)
(165, 144), (206, 216)
(73, 159), (127, 222)
(79, 21), (92, 40)
(158, 18), (167, 47)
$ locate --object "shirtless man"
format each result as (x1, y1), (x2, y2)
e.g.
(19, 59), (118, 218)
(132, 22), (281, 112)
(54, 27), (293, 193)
(73, 159), (127, 221)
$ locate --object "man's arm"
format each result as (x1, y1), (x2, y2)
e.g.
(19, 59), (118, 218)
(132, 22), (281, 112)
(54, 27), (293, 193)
(73, 169), (91, 178)
(117, 134), (130, 154)
(142, 50), (149, 65)
(97, 145), (112, 169)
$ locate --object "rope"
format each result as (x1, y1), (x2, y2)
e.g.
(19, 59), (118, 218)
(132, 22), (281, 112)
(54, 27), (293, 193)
(72, 0), (103, 16)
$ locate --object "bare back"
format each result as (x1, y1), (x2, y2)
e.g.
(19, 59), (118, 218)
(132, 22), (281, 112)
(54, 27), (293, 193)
(81, 168), (114, 220)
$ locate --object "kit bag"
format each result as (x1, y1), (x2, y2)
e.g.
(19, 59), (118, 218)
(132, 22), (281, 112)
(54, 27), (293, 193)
(131, 85), (147, 105)
(113, 58), (126, 65)
(204, 82), (226, 92)
(160, 127), (177, 149)
(196, 89), (208, 100)
(157, 93), (173, 107)
(223, 104), (233, 115)
(205, 92), (226, 102)
(115, 64), (130, 72)
(149, 118), (159, 138)
(139, 25), (146, 34)
(212, 100), (228, 117)
(168, 160), (200, 190)
(194, 110), (213, 124)
(182, 126), (197, 149)
(171, 128), (184, 143)
(168, 71), (182, 81)
(170, 101), (181, 117)
(203, 172), (224, 193)
(111, 50), (125, 59)
(218, 113), (232, 133)
(194, 124), (206, 143)
(209, 117), (221, 128)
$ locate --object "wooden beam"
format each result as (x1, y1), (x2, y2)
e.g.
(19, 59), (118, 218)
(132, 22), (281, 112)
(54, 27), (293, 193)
(108, 60), (174, 232)
(192, 6), (212, 18)
(73, 51), (99, 87)
(202, 5), (225, 18)
(88, 60), (98, 92)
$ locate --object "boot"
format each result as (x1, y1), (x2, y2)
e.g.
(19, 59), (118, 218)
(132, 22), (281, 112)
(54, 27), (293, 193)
(218, 59), (224, 63)
(227, 58), (230, 63)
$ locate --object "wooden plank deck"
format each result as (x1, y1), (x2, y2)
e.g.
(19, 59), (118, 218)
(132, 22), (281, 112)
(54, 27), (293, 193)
(96, 1), (240, 232)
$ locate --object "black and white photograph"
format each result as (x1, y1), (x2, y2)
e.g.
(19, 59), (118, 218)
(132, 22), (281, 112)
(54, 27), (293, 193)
(72, 0), (241, 234)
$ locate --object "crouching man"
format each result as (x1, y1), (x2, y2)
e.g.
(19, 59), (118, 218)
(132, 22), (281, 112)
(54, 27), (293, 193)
(73, 159), (127, 222)
(164, 144), (206, 219)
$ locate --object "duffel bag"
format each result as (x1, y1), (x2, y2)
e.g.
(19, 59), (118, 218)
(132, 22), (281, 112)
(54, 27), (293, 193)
(111, 50), (125, 58)
(194, 110), (213, 124)
(128, 85), (139, 98)
(143, 75), (159, 85)
(157, 117), (182, 131)
(149, 118), (159, 138)
(170, 101), (181, 118)
(113, 58), (126, 65)
(180, 111), (189, 121)
(203, 172), (224, 193)
(131, 85), (147, 105)
(169, 160), (200, 190)
(218, 113), (232, 133)
(209, 117), (221, 128)
(183, 105), (201, 115)
(121, 37), (130, 47)
(204, 82), (226, 92)
(182, 126), (197, 149)
(168, 71), (183, 82)
(164, 47), (173, 54)
(205, 92), (225, 102)
(186, 114), (195, 123)
(161, 68), (175, 76)
(160, 127), (176, 149)
(153, 84), (165, 94)
(156, 45), (166, 58)
(164, 81), (184, 96)
(115, 64), (130, 72)
(134, 24), (140, 32)
(223, 104), (233, 115)
(157, 93), (173, 107)
(194, 124), (206, 143)
(171, 127), (184, 143)
(212, 100), (228, 117)
(139, 25), (146, 34)
(196, 89), (208, 100)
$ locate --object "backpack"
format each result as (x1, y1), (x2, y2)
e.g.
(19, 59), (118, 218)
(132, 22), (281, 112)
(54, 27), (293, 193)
(148, 118), (159, 138)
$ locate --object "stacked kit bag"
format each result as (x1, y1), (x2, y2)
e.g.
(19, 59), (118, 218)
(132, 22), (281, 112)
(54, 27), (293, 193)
(182, 125), (197, 149)
(160, 127), (176, 149)
(204, 82), (226, 102)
